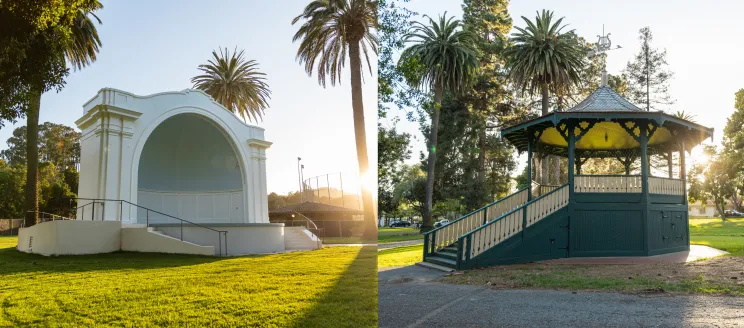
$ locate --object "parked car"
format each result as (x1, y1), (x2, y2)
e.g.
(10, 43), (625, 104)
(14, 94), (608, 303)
(724, 210), (744, 217)
(433, 219), (450, 228)
(389, 220), (411, 227)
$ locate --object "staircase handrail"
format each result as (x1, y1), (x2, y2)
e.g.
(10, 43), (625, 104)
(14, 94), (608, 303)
(290, 211), (323, 249)
(64, 197), (229, 256)
(423, 187), (529, 237)
(457, 184), (569, 266)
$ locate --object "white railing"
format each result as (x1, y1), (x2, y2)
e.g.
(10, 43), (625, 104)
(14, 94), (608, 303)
(427, 189), (529, 254)
(574, 175), (642, 193)
(531, 181), (560, 197)
(464, 185), (569, 261)
(649, 177), (685, 196)
(485, 189), (529, 222)
(525, 185), (569, 227)
(465, 208), (523, 260)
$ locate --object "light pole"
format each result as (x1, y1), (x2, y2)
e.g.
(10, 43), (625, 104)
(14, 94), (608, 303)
(301, 164), (305, 202)
(297, 157), (302, 202)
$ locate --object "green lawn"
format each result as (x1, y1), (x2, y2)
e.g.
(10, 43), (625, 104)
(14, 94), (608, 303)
(690, 217), (744, 256)
(377, 217), (744, 270)
(0, 236), (377, 327)
(322, 236), (365, 244)
(378, 245), (423, 269)
(378, 227), (422, 244)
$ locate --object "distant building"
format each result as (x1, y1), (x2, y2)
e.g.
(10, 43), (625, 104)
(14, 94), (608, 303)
(688, 200), (734, 217)
(269, 202), (364, 238)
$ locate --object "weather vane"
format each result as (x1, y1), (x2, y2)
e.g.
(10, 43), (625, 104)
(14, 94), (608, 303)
(587, 25), (622, 86)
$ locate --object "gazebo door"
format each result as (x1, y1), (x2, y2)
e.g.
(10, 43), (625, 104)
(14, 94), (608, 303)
(550, 217), (569, 258)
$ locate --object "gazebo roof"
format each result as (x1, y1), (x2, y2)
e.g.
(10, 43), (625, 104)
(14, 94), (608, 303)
(566, 86), (643, 112)
(500, 87), (714, 156)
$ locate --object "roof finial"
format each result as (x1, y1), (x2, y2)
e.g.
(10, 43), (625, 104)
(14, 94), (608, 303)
(587, 25), (622, 88)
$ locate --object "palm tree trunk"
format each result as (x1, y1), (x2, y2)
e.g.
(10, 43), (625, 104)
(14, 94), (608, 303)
(540, 83), (550, 185)
(24, 89), (41, 228)
(422, 83), (443, 232)
(348, 41), (376, 242)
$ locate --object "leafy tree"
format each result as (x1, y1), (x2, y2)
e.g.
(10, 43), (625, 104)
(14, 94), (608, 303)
(461, 0), (518, 202)
(378, 120), (411, 218)
(392, 165), (427, 219)
(624, 27), (674, 112)
(378, 0), (417, 118)
(0, 160), (26, 219)
(1, 123), (81, 171)
(399, 14), (479, 231)
(191, 48), (271, 122)
(688, 146), (736, 221)
(18, 4), (102, 227)
(268, 192), (287, 210)
(0, 0), (100, 129)
(292, 0), (378, 241)
(722, 89), (744, 211)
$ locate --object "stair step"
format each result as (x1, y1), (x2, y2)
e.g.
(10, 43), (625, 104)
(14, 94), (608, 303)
(425, 256), (457, 268)
(440, 246), (458, 254)
(415, 261), (454, 272)
(435, 251), (457, 261)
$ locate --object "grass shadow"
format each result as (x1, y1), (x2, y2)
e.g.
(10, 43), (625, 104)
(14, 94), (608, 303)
(288, 246), (377, 328)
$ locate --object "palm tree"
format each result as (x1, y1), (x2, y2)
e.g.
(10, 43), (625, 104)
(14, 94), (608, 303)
(505, 10), (584, 115)
(191, 48), (271, 123)
(24, 4), (103, 227)
(291, 0), (378, 241)
(505, 10), (583, 185)
(398, 14), (479, 231)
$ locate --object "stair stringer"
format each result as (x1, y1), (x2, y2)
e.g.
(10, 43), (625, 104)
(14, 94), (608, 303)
(460, 207), (569, 269)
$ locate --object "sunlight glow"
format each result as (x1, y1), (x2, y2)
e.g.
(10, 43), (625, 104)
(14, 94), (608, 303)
(690, 148), (708, 166)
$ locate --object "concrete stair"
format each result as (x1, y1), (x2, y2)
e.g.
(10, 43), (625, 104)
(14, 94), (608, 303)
(284, 226), (321, 250)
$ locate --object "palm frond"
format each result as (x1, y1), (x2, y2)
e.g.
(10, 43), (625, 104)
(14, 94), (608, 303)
(291, 0), (378, 87)
(191, 47), (272, 122)
(504, 9), (584, 97)
(398, 13), (479, 96)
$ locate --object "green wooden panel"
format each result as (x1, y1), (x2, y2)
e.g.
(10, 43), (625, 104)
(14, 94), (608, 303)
(575, 193), (642, 203)
(570, 210), (645, 256)
(461, 208), (568, 269)
(648, 210), (689, 254)
(649, 194), (685, 204)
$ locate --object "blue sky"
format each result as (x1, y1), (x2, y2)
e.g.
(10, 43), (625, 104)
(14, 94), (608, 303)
(385, 0), (744, 169)
(0, 0), (377, 195)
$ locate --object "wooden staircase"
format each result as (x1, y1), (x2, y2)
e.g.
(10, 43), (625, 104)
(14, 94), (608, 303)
(423, 184), (570, 270)
(424, 244), (458, 269)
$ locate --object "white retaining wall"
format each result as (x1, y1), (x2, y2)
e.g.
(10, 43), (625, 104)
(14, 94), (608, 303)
(17, 220), (120, 256)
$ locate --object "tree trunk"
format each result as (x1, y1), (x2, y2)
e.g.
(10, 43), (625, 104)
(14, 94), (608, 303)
(348, 41), (376, 242)
(422, 83), (443, 232)
(24, 89), (41, 228)
(477, 124), (486, 189)
(540, 83), (552, 185)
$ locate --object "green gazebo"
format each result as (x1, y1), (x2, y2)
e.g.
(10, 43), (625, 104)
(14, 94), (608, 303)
(422, 82), (713, 270)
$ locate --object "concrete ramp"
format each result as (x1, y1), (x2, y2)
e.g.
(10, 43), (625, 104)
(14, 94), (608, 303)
(121, 227), (214, 256)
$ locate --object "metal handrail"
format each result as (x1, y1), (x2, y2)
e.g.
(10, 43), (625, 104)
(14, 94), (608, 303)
(290, 211), (323, 249)
(32, 211), (72, 223)
(64, 197), (229, 256)
(423, 187), (529, 237)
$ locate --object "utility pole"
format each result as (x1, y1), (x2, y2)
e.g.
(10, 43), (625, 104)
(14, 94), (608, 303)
(297, 157), (302, 202)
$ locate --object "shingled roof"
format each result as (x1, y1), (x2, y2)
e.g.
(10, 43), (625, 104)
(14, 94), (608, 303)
(566, 86), (643, 112)
(269, 201), (364, 215)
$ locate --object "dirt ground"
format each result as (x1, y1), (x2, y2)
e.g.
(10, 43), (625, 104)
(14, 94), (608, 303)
(442, 256), (744, 295)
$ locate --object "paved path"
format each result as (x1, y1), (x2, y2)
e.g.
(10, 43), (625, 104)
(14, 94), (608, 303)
(379, 266), (744, 328)
(378, 240), (423, 251)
